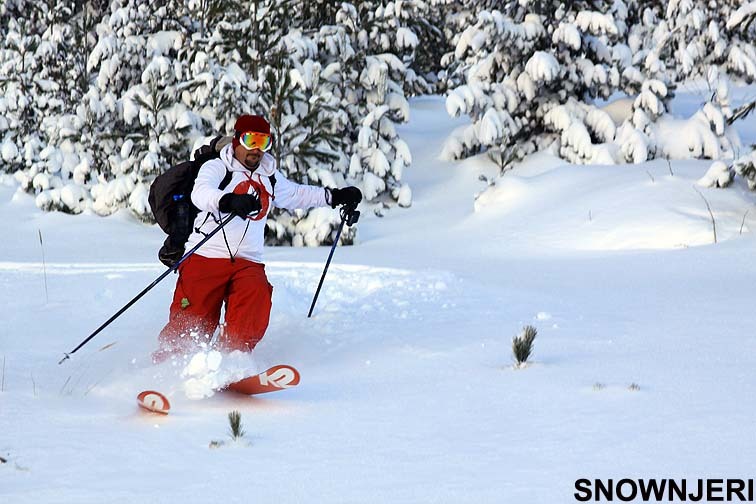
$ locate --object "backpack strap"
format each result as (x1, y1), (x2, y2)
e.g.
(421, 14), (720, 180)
(219, 169), (233, 190)
(195, 168), (233, 233)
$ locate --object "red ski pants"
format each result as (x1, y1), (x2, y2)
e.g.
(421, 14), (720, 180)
(156, 254), (272, 360)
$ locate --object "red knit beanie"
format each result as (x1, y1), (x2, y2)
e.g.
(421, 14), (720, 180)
(232, 114), (270, 149)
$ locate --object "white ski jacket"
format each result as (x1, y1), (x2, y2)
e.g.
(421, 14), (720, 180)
(185, 144), (328, 263)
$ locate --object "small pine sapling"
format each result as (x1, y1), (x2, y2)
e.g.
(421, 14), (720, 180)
(209, 410), (249, 449)
(228, 410), (245, 441)
(512, 325), (537, 367)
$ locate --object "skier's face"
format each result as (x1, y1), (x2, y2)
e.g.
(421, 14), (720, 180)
(234, 144), (263, 170)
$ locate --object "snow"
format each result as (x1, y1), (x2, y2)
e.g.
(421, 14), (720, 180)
(180, 350), (259, 400)
(396, 183), (412, 208)
(122, 92), (139, 125)
(146, 31), (182, 58)
(3, 95), (756, 502)
(698, 161), (734, 188)
(516, 71), (537, 101)
(585, 108), (616, 142)
(618, 127), (650, 163)
(395, 27), (419, 49)
(655, 112), (735, 160)
(362, 171), (386, 201)
(445, 84), (475, 117)
(575, 11), (619, 36)
(726, 2), (756, 30)
(553, 22), (582, 50)
(478, 108), (505, 145)
(524, 51), (560, 83)
(60, 184), (89, 213)
(1, 138), (18, 162)
(728, 45), (756, 80)
(636, 79), (668, 118)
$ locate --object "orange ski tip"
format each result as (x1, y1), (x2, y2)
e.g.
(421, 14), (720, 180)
(137, 390), (171, 414)
(266, 365), (301, 386)
(226, 365), (301, 395)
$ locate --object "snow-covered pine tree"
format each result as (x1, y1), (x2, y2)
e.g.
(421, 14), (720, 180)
(323, 2), (413, 212)
(2, 0), (109, 213)
(657, 0), (719, 82)
(444, 0), (755, 173)
(650, 0), (755, 85)
(296, 0), (342, 29)
(175, 1), (357, 245)
(32, 1), (98, 213)
(259, 42), (352, 246)
(443, 1), (631, 169)
(725, 4), (756, 124)
(402, 0), (451, 93)
(2, 0), (422, 237)
(631, 1), (745, 163)
(613, 78), (666, 163)
(734, 148), (756, 190)
(82, 0), (184, 219)
(0, 1), (47, 174)
(120, 36), (193, 220)
(354, 0), (435, 96)
(723, 0), (756, 83)
(725, 1), (756, 190)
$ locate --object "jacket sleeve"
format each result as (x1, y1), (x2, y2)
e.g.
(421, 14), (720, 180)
(190, 159), (226, 213)
(272, 169), (329, 210)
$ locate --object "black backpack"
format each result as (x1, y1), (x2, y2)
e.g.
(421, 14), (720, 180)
(149, 136), (233, 267)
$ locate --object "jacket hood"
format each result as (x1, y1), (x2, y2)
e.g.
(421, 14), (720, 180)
(220, 144), (276, 177)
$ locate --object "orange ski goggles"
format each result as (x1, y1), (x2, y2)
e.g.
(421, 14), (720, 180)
(238, 131), (272, 152)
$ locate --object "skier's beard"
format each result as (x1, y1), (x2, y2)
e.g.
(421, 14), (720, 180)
(241, 150), (263, 171)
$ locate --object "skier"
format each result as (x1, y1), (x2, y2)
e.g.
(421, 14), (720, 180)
(153, 114), (362, 362)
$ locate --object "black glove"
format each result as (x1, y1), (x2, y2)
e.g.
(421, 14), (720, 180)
(219, 193), (261, 217)
(158, 240), (184, 268)
(329, 186), (362, 209)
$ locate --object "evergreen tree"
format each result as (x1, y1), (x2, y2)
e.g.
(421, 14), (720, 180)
(0, 1), (47, 174)
(727, 1), (756, 190)
(723, 0), (756, 83)
(443, 1), (630, 169)
(177, 1), (359, 244)
(315, 3), (414, 213)
(260, 44), (351, 246)
(355, 0), (436, 96)
(442, 0), (753, 173)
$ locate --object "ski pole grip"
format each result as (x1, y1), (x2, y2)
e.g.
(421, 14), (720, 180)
(341, 205), (360, 226)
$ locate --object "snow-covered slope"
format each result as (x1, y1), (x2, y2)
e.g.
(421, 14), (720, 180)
(2, 95), (756, 503)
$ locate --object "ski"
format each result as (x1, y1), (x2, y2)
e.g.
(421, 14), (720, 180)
(224, 364), (300, 395)
(137, 390), (171, 415)
(136, 365), (300, 415)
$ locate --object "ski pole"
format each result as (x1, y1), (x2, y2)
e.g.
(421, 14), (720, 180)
(307, 204), (360, 318)
(59, 214), (236, 364)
